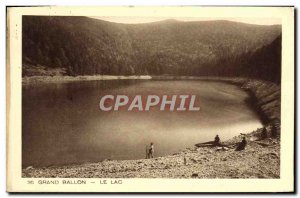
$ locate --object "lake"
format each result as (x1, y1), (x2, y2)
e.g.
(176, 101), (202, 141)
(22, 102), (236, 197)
(22, 80), (263, 167)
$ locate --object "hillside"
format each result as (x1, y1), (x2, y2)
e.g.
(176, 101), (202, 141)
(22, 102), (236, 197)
(237, 35), (281, 83)
(22, 16), (282, 82)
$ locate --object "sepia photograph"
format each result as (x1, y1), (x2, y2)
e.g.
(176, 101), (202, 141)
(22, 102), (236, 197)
(6, 6), (294, 192)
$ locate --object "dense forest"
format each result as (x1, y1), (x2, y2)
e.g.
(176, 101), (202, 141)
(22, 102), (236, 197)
(22, 16), (282, 83)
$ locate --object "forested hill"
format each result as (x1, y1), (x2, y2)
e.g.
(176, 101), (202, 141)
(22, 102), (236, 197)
(22, 16), (282, 83)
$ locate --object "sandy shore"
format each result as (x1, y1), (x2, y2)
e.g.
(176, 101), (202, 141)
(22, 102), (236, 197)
(22, 76), (281, 178)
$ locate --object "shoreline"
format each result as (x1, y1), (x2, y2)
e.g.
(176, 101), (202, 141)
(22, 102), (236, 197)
(22, 75), (152, 85)
(21, 75), (270, 85)
(22, 130), (280, 178)
(22, 75), (281, 178)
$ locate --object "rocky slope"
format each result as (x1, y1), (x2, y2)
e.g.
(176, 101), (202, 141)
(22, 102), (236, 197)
(22, 78), (280, 178)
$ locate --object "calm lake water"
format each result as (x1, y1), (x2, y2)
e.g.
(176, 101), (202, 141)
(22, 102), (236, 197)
(22, 80), (263, 167)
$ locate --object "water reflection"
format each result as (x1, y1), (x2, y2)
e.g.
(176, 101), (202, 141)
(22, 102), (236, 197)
(22, 80), (263, 167)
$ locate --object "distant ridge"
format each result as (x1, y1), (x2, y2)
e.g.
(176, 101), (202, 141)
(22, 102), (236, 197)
(22, 16), (282, 83)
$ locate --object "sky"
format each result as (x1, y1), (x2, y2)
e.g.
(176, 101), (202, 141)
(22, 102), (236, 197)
(90, 16), (281, 25)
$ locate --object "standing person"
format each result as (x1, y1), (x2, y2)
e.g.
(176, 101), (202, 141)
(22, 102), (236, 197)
(148, 142), (154, 158)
